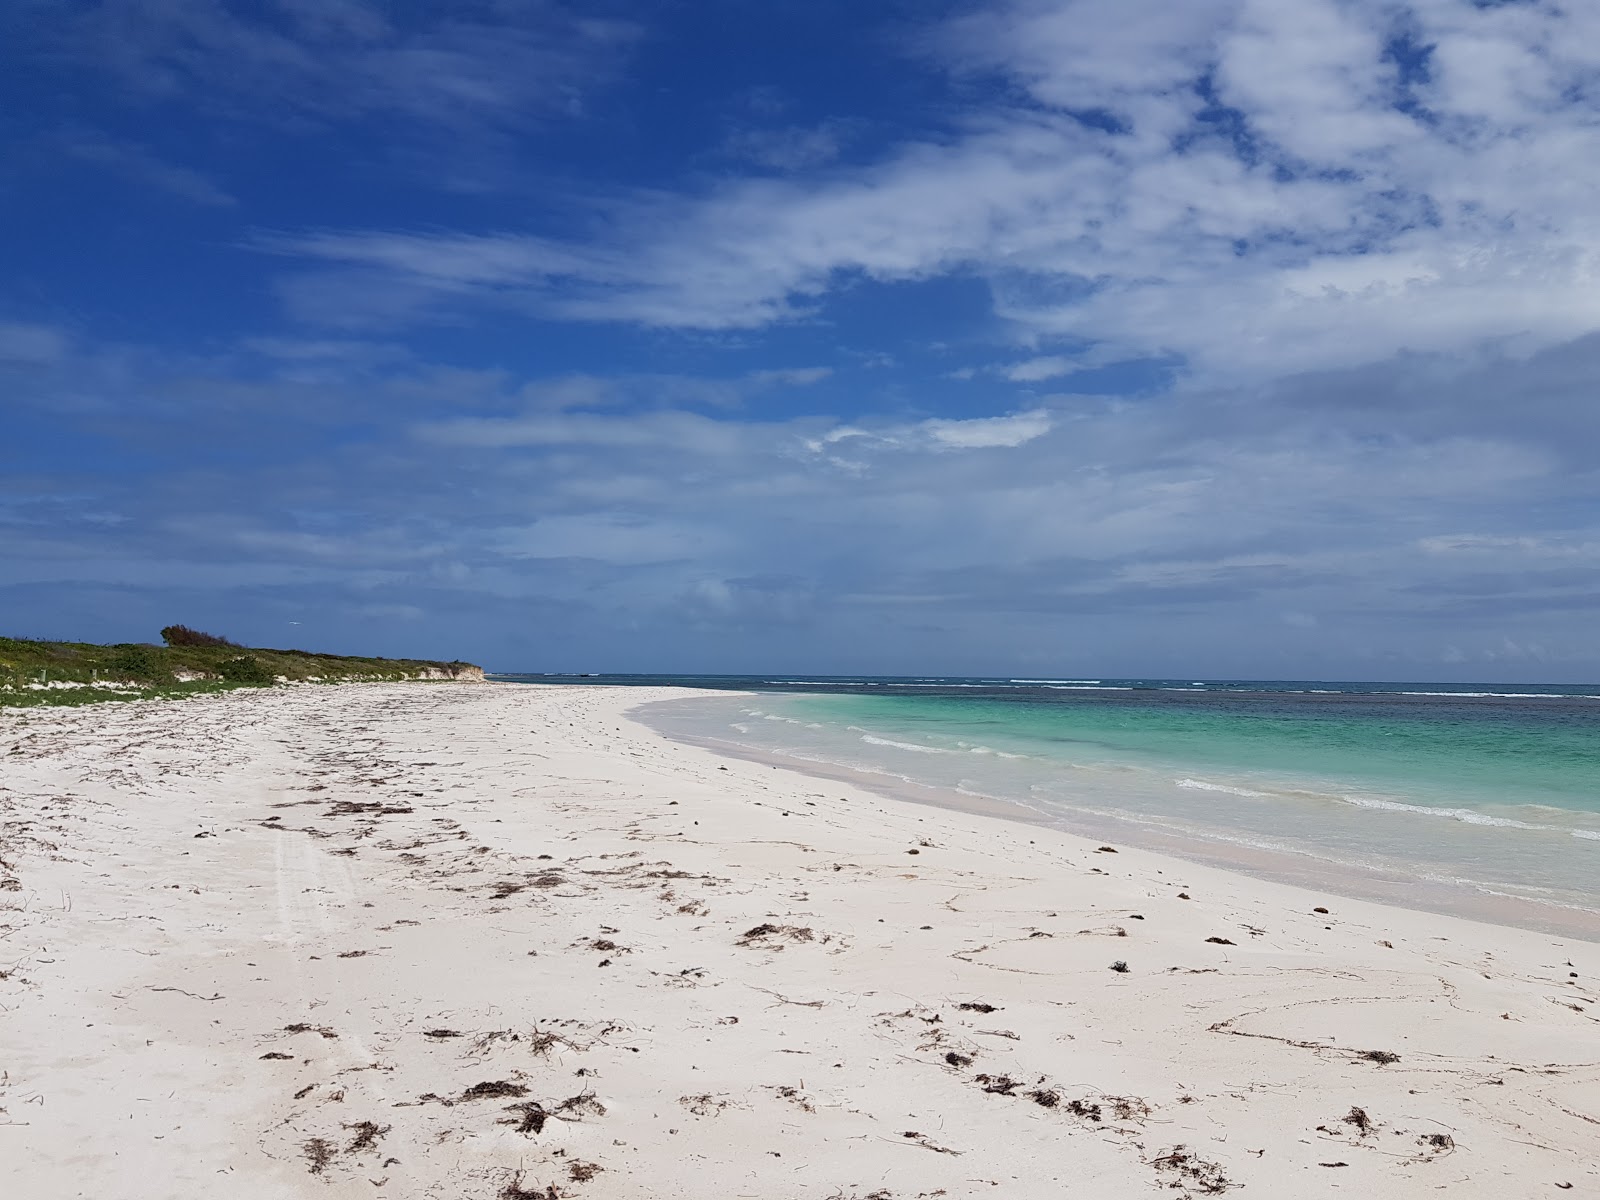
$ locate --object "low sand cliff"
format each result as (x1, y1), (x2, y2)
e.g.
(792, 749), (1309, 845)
(414, 663), (485, 681)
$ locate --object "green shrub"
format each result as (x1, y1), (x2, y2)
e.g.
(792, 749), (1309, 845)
(109, 644), (168, 681)
(217, 655), (274, 685)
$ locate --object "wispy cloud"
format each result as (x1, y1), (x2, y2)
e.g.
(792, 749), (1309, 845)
(251, 0), (1600, 388)
(0, 322), (70, 366)
(802, 410), (1054, 457)
(62, 0), (641, 131)
(715, 119), (856, 172)
(1002, 356), (1078, 383)
(60, 129), (235, 206)
(924, 410), (1052, 449)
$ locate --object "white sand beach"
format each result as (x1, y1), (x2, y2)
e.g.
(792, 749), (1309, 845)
(3, 681), (1597, 1198)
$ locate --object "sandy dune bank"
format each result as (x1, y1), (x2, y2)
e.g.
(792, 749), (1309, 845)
(3, 683), (1596, 1198)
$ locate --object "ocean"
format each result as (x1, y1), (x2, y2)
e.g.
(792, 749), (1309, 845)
(497, 674), (1600, 931)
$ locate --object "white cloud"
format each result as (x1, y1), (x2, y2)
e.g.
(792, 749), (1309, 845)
(1004, 356), (1078, 382)
(799, 409), (1053, 456)
(68, 0), (640, 131)
(0, 322), (69, 365)
(257, 0), (1600, 388)
(924, 410), (1052, 449)
(422, 403), (1053, 465)
(17, 2), (1600, 673)
(12, 329), (1600, 672)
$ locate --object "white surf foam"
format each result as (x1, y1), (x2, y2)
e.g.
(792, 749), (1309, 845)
(1395, 690), (1597, 699)
(1176, 778), (1271, 799)
(859, 733), (948, 754)
(1176, 777), (1600, 841)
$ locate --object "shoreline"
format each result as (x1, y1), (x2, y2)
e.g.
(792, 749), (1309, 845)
(634, 694), (1600, 944)
(5, 681), (1597, 1197)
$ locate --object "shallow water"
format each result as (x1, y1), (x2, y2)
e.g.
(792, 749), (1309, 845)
(502, 674), (1600, 924)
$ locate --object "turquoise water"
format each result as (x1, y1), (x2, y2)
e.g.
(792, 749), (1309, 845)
(784, 691), (1600, 817)
(601, 676), (1600, 923)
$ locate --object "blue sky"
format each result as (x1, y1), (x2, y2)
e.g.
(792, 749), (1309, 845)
(6, 0), (1600, 680)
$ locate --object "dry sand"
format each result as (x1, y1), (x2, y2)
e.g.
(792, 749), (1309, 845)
(2, 681), (1597, 1198)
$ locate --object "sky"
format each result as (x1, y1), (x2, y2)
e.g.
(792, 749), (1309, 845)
(5, 0), (1600, 680)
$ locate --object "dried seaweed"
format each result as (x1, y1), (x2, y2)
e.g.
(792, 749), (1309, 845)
(463, 1080), (529, 1100)
(302, 1137), (336, 1174)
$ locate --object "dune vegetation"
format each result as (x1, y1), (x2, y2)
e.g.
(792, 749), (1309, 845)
(0, 626), (480, 708)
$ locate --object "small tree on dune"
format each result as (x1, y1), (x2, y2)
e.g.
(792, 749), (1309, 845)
(159, 624), (240, 649)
